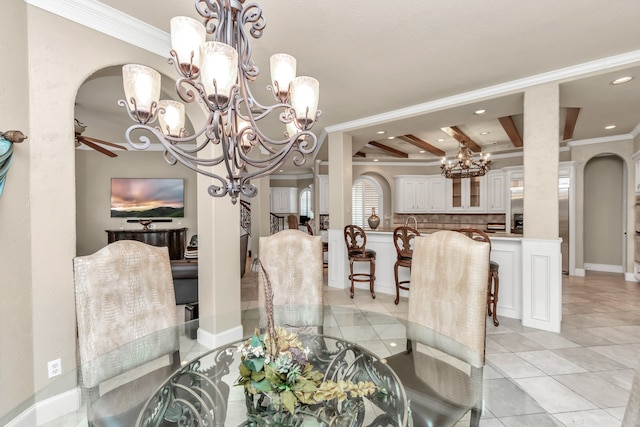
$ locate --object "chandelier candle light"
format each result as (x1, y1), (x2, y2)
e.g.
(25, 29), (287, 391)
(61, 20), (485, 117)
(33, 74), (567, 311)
(119, 0), (321, 204)
(440, 141), (491, 179)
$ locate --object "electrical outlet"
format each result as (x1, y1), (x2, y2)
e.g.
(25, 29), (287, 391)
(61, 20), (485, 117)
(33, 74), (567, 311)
(47, 359), (61, 379)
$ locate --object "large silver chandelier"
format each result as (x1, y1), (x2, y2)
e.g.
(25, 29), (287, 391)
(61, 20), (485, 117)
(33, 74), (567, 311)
(441, 142), (491, 179)
(119, 0), (321, 204)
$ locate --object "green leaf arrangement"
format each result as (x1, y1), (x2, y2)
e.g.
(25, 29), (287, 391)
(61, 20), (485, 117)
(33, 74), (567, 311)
(235, 326), (377, 414)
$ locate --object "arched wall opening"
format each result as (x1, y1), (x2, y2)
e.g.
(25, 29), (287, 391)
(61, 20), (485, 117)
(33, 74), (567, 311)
(583, 154), (626, 272)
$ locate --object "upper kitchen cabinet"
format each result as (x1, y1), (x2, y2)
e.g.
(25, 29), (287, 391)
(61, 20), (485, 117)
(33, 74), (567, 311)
(271, 187), (298, 214)
(425, 175), (447, 213)
(318, 175), (329, 214)
(446, 176), (486, 212)
(395, 176), (428, 213)
(486, 170), (507, 212)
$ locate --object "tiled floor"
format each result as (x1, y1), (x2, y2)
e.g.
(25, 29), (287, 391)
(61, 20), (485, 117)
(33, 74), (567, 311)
(241, 269), (640, 426)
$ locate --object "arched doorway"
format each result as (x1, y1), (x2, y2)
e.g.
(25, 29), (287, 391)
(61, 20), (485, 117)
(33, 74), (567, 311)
(583, 154), (626, 273)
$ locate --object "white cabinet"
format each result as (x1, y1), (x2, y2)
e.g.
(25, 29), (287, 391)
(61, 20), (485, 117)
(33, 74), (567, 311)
(270, 187), (298, 213)
(486, 171), (507, 212)
(395, 176), (428, 213)
(318, 175), (329, 214)
(446, 176), (486, 212)
(425, 176), (447, 212)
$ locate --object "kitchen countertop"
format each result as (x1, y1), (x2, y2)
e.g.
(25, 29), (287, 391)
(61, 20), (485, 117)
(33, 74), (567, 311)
(367, 228), (523, 239)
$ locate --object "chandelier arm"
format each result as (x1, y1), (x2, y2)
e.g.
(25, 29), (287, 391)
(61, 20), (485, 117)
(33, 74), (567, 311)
(122, 0), (321, 203)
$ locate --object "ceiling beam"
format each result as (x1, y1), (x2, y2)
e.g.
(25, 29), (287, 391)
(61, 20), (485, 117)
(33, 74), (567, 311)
(441, 126), (482, 152)
(367, 141), (409, 158)
(397, 134), (445, 157)
(563, 107), (581, 141)
(498, 116), (523, 148)
(354, 151), (366, 158)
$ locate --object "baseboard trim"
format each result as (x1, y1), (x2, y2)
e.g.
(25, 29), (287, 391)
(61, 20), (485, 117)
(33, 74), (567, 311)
(197, 324), (243, 349)
(6, 387), (81, 427)
(574, 268), (586, 277)
(625, 272), (639, 282)
(584, 263), (624, 273)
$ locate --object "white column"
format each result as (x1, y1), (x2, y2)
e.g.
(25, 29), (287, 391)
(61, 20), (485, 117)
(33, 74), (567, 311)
(521, 83), (562, 332)
(327, 131), (352, 289)
(196, 146), (243, 348)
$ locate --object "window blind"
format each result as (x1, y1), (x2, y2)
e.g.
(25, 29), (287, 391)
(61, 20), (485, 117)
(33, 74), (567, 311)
(352, 179), (381, 229)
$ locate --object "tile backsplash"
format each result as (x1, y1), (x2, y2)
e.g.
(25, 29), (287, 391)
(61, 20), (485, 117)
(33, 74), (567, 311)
(393, 213), (506, 231)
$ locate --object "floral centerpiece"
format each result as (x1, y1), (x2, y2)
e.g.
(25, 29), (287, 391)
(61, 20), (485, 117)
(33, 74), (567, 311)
(235, 262), (377, 416)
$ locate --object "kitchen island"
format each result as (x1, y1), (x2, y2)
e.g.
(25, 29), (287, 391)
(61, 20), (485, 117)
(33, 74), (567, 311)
(326, 228), (547, 328)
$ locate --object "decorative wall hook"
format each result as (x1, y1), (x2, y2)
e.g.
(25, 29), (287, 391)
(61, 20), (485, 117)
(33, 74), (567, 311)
(0, 130), (27, 198)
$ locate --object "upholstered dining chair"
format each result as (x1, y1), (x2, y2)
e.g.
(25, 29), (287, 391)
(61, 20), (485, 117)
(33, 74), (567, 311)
(258, 229), (324, 333)
(73, 240), (181, 426)
(392, 226), (420, 305)
(344, 224), (376, 299)
(456, 228), (500, 326)
(384, 230), (490, 427)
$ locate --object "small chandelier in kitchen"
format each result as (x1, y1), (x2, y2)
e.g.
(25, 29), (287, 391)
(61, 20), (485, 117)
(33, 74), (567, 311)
(441, 142), (491, 179)
(119, 0), (321, 204)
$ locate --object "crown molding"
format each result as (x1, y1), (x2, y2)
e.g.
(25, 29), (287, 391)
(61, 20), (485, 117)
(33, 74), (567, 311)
(567, 134), (634, 147)
(325, 50), (640, 134)
(25, 0), (169, 56)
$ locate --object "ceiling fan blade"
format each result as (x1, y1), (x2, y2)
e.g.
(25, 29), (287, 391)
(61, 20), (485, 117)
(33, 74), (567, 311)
(80, 135), (128, 151)
(78, 138), (118, 157)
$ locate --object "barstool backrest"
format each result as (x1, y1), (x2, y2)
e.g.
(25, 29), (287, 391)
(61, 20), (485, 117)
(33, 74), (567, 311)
(393, 226), (420, 259)
(344, 224), (367, 257)
(456, 228), (492, 251)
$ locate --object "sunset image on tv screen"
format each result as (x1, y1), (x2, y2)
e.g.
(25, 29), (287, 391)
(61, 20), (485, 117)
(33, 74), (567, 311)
(110, 178), (185, 218)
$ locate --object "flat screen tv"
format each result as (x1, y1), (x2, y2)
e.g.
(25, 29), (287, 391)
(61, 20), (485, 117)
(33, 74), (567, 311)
(110, 178), (184, 218)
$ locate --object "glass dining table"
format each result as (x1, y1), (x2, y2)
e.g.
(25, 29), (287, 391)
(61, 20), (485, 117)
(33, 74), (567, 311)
(32, 305), (554, 427)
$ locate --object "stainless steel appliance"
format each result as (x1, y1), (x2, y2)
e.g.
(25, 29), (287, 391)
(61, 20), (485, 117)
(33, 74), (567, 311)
(559, 178), (570, 275)
(510, 178), (570, 274)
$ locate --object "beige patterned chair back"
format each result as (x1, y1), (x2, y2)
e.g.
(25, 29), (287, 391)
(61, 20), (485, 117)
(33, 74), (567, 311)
(73, 240), (179, 388)
(258, 229), (324, 329)
(408, 230), (490, 368)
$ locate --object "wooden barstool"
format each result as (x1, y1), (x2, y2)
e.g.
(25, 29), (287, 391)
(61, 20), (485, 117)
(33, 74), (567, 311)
(344, 225), (376, 299)
(306, 222), (328, 268)
(392, 226), (420, 305)
(456, 228), (500, 326)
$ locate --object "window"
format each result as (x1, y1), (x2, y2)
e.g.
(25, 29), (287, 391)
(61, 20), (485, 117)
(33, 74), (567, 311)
(352, 177), (382, 229)
(299, 187), (312, 219)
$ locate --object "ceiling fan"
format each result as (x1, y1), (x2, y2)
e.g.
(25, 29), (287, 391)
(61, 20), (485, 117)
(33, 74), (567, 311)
(74, 119), (127, 157)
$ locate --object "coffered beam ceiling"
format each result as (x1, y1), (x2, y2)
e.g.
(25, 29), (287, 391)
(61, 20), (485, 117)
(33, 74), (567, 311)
(563, 107), (581, 141)
(367, 141), (409, 158)
(498, 116), (524, 148)
(354, 151), (366, 158)
(440, 126), (482, 152)
(397, 134), (445, 157)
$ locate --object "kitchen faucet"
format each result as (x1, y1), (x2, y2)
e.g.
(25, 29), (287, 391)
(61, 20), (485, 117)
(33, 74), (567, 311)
(404, 216), (418, 229)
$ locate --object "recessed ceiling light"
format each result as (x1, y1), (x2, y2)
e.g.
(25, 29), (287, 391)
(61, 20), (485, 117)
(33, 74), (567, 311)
(437, 138), (444, 142)
(279, 169), (284, 172)
(480, 131), (490, 135)
(389, 342), (397, 347)
(605, 125), (616, 130)
(611, 76), (633, 85)
(376, 130), (386, 135)
(387, 136), (395, 140)
(474, 109), (486, 115)
(419, 150), (425, 153)
(373, 158), (379, 162)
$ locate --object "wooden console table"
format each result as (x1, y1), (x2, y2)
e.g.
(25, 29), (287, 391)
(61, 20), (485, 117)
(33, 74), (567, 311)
(106, 228), (187, 260)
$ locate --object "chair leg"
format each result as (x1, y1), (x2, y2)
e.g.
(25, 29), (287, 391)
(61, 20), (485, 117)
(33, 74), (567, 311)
(370, 258), (376, 299)
(394, 262), (400, 305)
(491, 270), (499, 326)
(349, 259), (355, 298)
